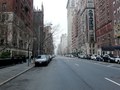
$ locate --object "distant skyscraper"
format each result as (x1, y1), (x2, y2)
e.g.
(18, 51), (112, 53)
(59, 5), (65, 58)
(57, 34), (67, 55)
(66, 0), (76, 54)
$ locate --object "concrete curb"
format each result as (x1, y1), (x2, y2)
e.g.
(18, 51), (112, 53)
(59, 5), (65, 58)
(0, 65), (34, 87)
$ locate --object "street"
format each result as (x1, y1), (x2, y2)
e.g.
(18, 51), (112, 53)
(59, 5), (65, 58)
(0, 56), (120, 90)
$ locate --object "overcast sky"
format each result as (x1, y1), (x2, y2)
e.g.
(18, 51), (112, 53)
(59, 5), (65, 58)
(34, 0), (68, 47)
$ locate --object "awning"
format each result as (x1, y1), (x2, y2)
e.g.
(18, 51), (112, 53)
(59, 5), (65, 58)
(114, 46), (120, 50)
(102, 46), (120, 51)
(101, 46), (114, 51)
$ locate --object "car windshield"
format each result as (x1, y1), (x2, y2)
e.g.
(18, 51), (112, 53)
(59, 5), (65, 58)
(37, 55), (46, 59)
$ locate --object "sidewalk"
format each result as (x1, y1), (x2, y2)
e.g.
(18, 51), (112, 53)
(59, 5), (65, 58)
(0, 62), (34, 86)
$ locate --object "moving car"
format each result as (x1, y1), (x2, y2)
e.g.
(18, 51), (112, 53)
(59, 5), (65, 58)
(35, 55), (49, 66)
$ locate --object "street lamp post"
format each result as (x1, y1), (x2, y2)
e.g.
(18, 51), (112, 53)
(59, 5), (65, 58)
(28, 43), (30, 66)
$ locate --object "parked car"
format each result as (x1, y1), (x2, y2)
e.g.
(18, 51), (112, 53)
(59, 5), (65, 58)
(96, 55), (104, 61)
(35, 55), (49, 66)
(115, 56), (120, 64)
(85, 55), (91, 59)
(78, 54), (86, 59)
(91, 55), (97, 60)
(52, 54), (56, 58)
(102, 54), (115, 63)
(65, 54), (74, 57)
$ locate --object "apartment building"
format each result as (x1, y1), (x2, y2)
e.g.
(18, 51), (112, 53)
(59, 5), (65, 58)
(112, 0), (120, 56)
(77, 0), (96, 56)
(71, 8), (78, 55)
(66, 0), (76, 54)
(0, 0), (33, 57)
(95, 0), (113, 55)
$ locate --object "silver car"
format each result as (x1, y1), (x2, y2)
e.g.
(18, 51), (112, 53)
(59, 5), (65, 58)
(35, 55), (49, 66)
(115, 56), (120, 64)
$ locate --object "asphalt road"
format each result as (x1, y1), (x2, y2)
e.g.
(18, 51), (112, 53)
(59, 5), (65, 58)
(0, 56), (120, 90)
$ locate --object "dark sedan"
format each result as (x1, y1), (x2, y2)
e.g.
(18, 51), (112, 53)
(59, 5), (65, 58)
(96, 55), (104, 61)
(102, 54), (115, 63)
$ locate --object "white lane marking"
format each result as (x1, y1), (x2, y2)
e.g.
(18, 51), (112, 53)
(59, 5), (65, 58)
(75, 63), (79, 67)
(105, 78), (120, 87)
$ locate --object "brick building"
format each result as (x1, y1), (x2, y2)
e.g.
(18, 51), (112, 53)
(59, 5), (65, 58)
(112, 0), (120, 56)
(71, 9), (78, 55)
(95, 0), (114, 55)
(0, 0), (33, 57)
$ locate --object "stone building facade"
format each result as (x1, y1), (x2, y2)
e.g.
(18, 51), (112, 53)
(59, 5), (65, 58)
(71, 9), (78, 55)
(76, 0), (96, 56)
(67, 0), (96, 56)
(112, 0), (120, 56)
(0, 0), (33, 57)
(66, 0), (75, 54)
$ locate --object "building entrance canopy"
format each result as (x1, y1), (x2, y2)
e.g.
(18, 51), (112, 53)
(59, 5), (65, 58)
(102, 46), (120, 51)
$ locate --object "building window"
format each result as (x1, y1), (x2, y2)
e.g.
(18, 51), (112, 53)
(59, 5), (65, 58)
(93, 49), (95, 54)
(89, 44), (91, 47)
(97, 38), (99, 42)
(93, 44), (95, 48)
(117, 8), (119, 13)
(118, 18), (120, 23)
(114, 10), (116, 16)
(98, 45), (100, 48)
(0, 39), (4, 45)
(89, 10), (94, 30)
(2, 3), (7, 11)
(114, 20), (117, 25)
(90, 49), (91, 54)
(1, 14), (8, 22)
(113, 1), (115, 7)
(1, 14), (5, 22)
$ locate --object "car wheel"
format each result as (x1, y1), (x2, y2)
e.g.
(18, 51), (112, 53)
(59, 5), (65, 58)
(102, 59), (104, 62)
(35, 63), (38, 67)
(108, 60), (110, 63)
(35, 64), (37, 67)
(118, 60), (120, 64)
